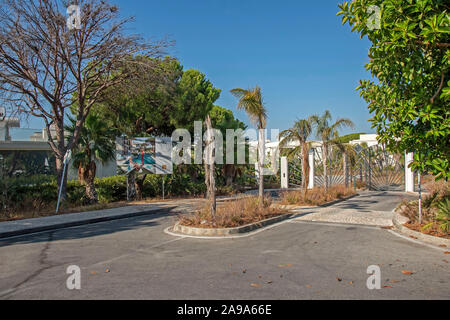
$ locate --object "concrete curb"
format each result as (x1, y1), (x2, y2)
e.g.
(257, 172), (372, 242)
(171, 213), (293, 237)
(274, 193), (360, 211)
(0, 208), (170, 240)
(392, 212), (449, 248)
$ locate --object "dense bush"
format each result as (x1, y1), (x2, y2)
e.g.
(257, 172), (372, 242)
(0, 172), (209, 217)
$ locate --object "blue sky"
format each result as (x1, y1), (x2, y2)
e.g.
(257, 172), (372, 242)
(23, 0), (375, 137)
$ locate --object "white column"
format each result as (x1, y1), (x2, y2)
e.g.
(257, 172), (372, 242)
(405, 152), (415, 193)
(308, 150), (314, 189)
(281, 157), (288, 189)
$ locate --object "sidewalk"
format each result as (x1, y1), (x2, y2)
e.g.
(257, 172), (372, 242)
(0, 193), (264, 239)
(0, 198), (202, 239)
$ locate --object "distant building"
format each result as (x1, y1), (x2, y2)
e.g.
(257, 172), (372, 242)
(0, 119), (116, 180)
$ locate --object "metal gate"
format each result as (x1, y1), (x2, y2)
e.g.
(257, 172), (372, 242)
(351, 145), (405, 191)
(305, 144), (405, 191)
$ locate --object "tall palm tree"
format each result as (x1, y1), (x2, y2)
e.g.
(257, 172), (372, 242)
(230, 86), (267, 205)
(66, 113), (117, 204)
(309, 110), (354, 192)
(279, 119), (313, 195)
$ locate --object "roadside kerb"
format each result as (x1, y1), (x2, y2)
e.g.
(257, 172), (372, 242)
(392, 211), (449, 248)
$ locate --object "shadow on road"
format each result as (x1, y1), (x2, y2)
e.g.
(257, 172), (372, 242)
(0, 209), (180, 247)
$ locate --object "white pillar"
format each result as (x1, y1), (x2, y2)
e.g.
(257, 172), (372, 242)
(281, 157), (288, 189)
(308, 150), (314, 189)
(405, 152), (415, 193)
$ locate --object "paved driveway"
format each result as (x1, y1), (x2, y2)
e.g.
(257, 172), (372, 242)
(0, 192), (448, 300)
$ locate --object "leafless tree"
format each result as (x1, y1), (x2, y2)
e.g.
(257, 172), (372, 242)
(0, 0), (170, 198)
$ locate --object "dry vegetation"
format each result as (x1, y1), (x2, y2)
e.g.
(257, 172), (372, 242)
(280, 185), (356, 206)
(397, 179), (449, 239)
(178, 196), (285, 229)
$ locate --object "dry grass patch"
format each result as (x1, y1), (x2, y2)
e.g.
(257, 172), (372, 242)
(280, 185), (356, 206)
(178, 196), (286, 229)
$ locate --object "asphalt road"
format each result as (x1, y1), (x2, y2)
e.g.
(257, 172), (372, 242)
(0, 192), (448, 300)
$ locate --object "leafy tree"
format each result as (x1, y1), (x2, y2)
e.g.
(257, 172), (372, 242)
(231, 86), (268, 205)
(338, 0), (449, 179)
(209, 105), (247, 186)
(310, 110), (354, 191)
(66, 113), (116, 204)
(93, 59), (221, 200)
(93, 56), (183, 137)
(173, 69), (221, 133)
(279, 119), (314, 195)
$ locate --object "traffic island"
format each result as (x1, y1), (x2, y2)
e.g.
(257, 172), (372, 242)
(169, 213), (293, 237)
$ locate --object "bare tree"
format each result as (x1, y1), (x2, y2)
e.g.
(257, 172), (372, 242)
(204, 115), (216, 221)
(0, 0), (169, 198)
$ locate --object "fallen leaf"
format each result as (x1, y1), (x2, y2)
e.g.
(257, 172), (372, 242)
(383, 285), (393, 288)
(306, 285), (312, 289)
(278, 264), (293, 268)
(336, 277), (342, 282)
(250, 283), (261, 288)
(105, 269), (111, 273)
(267, 281), (273, 284)
(438, 245), (447, 248)
(348, 281), (354, 285)
(401, 270), (415, 275)
(242, 269), (247, 274)
(444, 252), (450, 255)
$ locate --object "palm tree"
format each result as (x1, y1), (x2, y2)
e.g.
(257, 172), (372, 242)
(309, 110), (354, 192)
(279, 119), (313, 195)
(230, 86), (267, 205)
(66, 113), (116, 204)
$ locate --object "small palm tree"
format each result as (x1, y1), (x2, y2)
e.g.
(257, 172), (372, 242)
(66, 113), (117, 204)
(310, 110), (354, 192)
(230, 86), (267, 205)
(279, 119), (313, 194)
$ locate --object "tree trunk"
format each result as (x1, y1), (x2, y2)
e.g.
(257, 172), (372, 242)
(323, 143), (328, 192)
(127, 172), (136, 201)
(204, 115), (216, 220)
(302, 142), (310, 196)
(135, 174), (147, 201)
(343, 152), (348, 187)
(56, 155), (67, 202)
(84, 161), (98, 204)
(223, 164), (235, 186)
(258, 128), (265, 206)
(55, 119), (68, 201)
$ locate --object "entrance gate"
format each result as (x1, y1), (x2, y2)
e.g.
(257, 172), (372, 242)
(284, 144), (407, 192)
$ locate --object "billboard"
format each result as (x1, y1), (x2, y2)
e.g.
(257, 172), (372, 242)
(116, 137), (172, 175)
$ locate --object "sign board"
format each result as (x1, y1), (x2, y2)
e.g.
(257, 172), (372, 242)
(154, 137), (173, 175)
(0, 107), (5, 121)
(116, 137), (173, 175)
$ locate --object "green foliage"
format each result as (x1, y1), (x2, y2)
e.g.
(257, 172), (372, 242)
(66, 112), (117, 170)
(337, 133), (366, 144)
(435, 198), (450, 232)
(172, 69), (221, 133)
(93, 57), (221, 136)
(230, 86), (267, 129)
(209, 105), (246, 133)
(338, 0), (450, 179)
